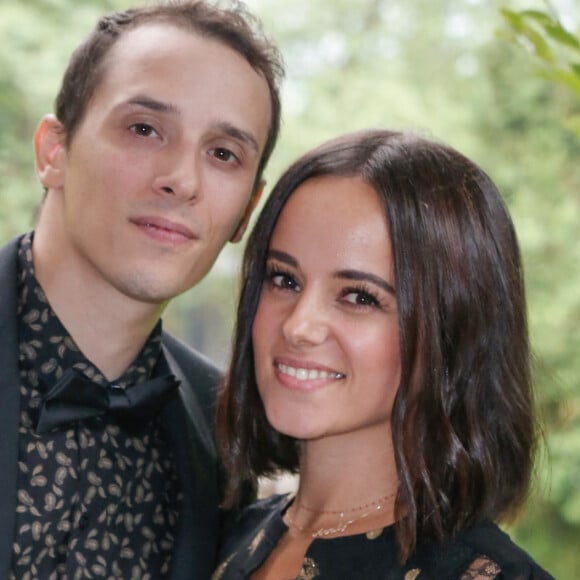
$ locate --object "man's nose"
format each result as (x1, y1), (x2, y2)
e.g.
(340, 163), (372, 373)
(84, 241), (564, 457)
(153, 148), (200, 202)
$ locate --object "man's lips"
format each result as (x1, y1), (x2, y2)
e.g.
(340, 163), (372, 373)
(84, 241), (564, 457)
(131, 216), (196, 240)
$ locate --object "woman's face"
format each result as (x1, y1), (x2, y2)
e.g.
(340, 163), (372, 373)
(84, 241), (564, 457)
(252, 175), (401, 442)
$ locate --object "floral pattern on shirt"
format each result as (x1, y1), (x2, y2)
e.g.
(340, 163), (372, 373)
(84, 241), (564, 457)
(10, 233), (182, 580)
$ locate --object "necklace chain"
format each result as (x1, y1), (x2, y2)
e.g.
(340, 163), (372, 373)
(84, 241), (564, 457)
(295, 492), (394, 516)
(285, 492), (396, 539)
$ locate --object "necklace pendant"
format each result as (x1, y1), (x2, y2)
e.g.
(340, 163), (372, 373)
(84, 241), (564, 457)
(312, 521), (349, 538)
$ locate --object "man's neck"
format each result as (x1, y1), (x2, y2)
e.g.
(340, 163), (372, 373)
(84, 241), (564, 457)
(32, 240), (165, 382)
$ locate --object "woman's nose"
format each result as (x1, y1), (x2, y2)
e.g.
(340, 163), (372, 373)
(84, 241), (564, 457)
(281, 294), (330, 347)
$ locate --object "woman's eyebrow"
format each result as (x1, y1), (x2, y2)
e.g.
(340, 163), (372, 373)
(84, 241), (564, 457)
(266, 249), (298, 268)
(334, 269), (395, 296)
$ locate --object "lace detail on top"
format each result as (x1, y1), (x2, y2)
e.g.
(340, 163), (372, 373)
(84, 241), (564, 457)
(461, 556), (501, 579)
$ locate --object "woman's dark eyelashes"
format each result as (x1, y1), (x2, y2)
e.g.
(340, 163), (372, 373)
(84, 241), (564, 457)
(264, 264), (385, 310)
(265, 266), (299, 291)
(341, 284), (383, 308)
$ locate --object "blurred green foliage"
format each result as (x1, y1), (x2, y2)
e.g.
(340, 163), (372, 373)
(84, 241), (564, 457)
(501, 5), (580, 134)
(0, 0), (578, 576)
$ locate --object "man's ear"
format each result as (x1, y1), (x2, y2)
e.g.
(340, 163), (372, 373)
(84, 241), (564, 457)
(34, 114), (67, 190)
(229, 178), (265, 243)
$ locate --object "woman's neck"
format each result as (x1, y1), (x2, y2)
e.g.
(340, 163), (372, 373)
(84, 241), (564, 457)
(288, 423), (399, 537)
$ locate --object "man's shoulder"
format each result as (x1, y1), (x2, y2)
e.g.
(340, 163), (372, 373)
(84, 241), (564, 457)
(161, 331), (223, 426)
(161, 331), (222, 383)
(0, 235), (25, 325)
(0, 235), (24, 274)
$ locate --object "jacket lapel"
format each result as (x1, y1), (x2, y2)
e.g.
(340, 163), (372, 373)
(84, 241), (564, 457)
(161, 345), (221, 579)
(0, 236), (25, 577)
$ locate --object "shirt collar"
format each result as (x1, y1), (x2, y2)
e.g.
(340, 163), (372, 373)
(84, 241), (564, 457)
(17, 232), (164, 390)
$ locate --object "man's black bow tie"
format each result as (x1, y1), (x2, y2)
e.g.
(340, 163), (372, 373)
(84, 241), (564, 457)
(36, 368), (180, 434)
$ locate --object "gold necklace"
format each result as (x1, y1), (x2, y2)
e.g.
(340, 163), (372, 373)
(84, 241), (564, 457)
(285, 492), (395, 539)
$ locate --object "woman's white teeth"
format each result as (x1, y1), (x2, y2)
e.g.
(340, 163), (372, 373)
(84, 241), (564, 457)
(278, 363), (344, 381)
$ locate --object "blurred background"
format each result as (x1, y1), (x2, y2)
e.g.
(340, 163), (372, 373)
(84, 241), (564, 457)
(1, 0), (578, 575)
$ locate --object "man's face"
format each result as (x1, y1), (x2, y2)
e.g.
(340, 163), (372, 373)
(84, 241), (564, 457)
(38, 23), (271, 304)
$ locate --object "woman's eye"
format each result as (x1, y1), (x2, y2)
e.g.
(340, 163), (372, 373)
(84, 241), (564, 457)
(343, 290), (380, 308)
(209, 147), (239, 164)
(268, 271), (300, 292)
(130, 123), (158, 138)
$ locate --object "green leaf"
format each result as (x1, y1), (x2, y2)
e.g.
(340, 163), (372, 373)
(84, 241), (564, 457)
(539, 67), (580, 96)
(519, 24), (554, 62)
(503, 8), (580, 53)
(500, 9), (554, 62)
(544, 24), (580, 51)
(500, 8), (525, 30)
(520, 9), (554, 28)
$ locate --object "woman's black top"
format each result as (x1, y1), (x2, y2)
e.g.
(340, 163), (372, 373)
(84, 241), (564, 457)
(213, 494), (554, 580)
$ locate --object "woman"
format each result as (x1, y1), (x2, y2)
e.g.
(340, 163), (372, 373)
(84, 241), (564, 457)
(214, 130), (553, 579)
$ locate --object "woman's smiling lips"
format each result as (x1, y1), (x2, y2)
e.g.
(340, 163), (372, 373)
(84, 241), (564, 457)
(274, 357), (345, 390)
(131, 215), (196, 245)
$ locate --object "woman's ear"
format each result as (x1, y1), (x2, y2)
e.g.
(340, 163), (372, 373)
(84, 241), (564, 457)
(229, 178), (265, 243)
(34, 114), (67, 190)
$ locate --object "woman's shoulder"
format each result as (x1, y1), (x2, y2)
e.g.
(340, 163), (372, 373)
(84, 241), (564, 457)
(412, 521), (555, 580)
(459, 521), (554, 579)
(232, 492), (291, 527)
(218, 493), (291, 563)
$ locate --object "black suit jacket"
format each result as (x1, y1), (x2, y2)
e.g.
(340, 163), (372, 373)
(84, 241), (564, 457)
(0, 235), (223, 579)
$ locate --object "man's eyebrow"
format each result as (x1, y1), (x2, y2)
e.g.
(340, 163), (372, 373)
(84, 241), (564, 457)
(213, 121), (259, 153)
(335, 269), (396, 296)
(126, 96), (180, 115)
(122, 100), (260, 153)
(266, 249), (298, 267)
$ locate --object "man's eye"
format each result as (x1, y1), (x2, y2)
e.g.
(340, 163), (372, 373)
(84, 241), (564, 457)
(130, 123), (158, 137)
(210, 148), (238, 163)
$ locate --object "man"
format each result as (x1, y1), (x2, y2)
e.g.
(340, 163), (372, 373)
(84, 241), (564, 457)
(0, 1), (283, 578)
